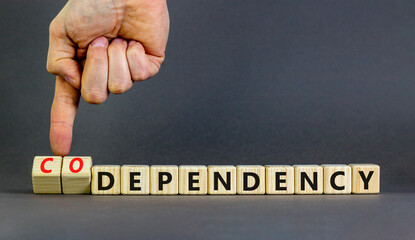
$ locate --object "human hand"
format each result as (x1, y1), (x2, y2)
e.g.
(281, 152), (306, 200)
(47, 0), (169, 156)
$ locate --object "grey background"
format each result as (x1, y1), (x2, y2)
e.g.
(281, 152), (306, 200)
(0, 0), (415, 239)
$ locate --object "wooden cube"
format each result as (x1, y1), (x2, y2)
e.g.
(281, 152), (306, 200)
(294, 165), (323, 194)
(121, 165), (150, 195)
(236, 165), (265, 194)
(150, 165), (178, 195)
(61, 156), (92, 194)
(32, 156), (62, 194)
(265, 165), (294, 194)
(207, 165), (236, 194)
(179, 165), (207, 195)
(91, 165), (120, 195)
(349, 164), (380, 194)
(322, 164), (351, 194)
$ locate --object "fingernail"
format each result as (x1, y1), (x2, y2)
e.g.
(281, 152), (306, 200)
(129, 40), (137, 46)
(112, 38), (124, 44)
(91, 37), (108, 47)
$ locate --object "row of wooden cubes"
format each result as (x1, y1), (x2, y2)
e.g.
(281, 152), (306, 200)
(32, 156), (380, 195)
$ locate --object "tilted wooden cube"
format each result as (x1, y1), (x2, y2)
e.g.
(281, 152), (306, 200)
(32, 156), (62, 194)
(265, 165), (294, 194)
(236, 165), (265, 194)
(179, 165), (207, 195)
(207, 165), (236, 194)
(91, 165), (121, 195)
(349, 164), (380, 194)
(294, 165), (323, 194)
(150, 165), (178, 195)
(61, 156), (92, 194)
(121, 165), (150, 195)
(322, 164), (351, 194)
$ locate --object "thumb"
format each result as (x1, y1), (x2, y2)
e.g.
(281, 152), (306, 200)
(50, 76), (80, 156)
(46, 18), (82, 89)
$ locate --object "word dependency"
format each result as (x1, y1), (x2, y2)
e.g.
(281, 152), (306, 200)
(32, 156), (380, 195)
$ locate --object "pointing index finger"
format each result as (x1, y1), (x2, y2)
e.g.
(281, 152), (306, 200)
(50, 76), (80, 156)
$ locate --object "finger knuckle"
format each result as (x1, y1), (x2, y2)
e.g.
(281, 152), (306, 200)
(54, 94), (78, 105)
(108, 81), (131, 94)
(132, 70), (148, 82)
(127, 49), (140, 60)
(149, 67), (160, 78)
(82, 89), (107, 104)
(49, 19), (59, 36)
(46, 61), (55, 74)
(88, 56), (106, 65)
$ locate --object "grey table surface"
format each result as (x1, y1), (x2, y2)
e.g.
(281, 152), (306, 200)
(1, 0), (415, 239)
(0, 192), (414, 239)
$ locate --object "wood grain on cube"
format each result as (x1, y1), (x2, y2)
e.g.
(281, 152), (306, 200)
(179, 165), (207, 195)
(61, 156), (92, 194)
(322, 164), (351, 194)
(91, 165), (120, 195)
(265, 165), (294, 194)
(207, 165), (236, 194)
(294, 165), (323, 194)
(236, 165), (265, 194)
(32, 156), (62, 194)
(349, 164), (380, 194)
(121, 165), (149, 195)
(150, 165), (178, 195)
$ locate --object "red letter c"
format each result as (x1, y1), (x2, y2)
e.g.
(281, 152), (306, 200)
(40, 158), (53, 173)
